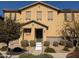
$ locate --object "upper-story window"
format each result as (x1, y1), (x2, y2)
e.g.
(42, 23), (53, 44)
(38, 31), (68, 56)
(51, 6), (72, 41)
(11, 13), (16, 21)
(65, 13), (74, 22)
(48, 11), (53, 20)
(4, 13), (11, 20)
(37, 11), (42, 20)
(75, 13), (79, 20)
(26, 11), (31, 20)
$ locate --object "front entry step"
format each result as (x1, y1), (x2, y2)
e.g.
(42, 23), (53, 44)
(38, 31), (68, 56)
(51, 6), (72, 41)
(35, 42), (42, 50)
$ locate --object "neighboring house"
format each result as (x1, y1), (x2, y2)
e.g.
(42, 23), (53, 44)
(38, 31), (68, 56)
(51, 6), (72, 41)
(3, 2), (79, 48)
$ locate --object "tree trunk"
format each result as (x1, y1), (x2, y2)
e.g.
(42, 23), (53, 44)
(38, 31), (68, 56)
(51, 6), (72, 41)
(5, 42), (9, 58)
(6, 42), (9, 48)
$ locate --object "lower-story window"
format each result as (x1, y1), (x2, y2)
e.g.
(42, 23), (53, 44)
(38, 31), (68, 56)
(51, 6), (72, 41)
(23, 28), (31, 34)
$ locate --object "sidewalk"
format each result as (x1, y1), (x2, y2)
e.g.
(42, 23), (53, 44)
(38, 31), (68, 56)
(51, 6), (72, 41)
(48, 53), (68, 58)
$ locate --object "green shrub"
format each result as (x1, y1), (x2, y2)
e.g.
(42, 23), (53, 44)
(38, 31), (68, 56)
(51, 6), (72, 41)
(44, 41), (50, 47)
(30, 40), (36, 47)
(63, 46), (69, 51)
(53, 41), (59, 47)
(0, 52), (4, 58)
(59, 40), (66, 46)
(19, 53), (36, 58)
(36, 53), (53, 58)
(44, 47), (56, 53)
(21, 40), (29, 48)
(66, 41), (73, 48)
(0, 46), (7, 51)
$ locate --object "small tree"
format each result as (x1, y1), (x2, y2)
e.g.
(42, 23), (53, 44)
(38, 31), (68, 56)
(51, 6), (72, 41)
(0, 20), (21, 47)
(0, 19), (21, 57)
(61, 22), (78, 47)
(74, 22), (79, 47)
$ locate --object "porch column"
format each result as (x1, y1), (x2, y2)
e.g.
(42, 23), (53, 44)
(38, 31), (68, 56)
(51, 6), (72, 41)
(43, 28), (47, 41)
(22, 30), (24, 40)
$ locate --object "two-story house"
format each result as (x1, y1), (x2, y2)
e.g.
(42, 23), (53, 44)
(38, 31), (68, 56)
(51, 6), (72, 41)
(3, 1), (79, 49)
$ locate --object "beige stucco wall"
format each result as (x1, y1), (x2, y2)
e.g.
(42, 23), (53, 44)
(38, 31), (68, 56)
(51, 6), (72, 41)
(19, 4), (65, 38)
(4, 12), (11, 21)
(20, 22), (47, 41)
(74, 13), (79, 23)
(4, 3), (78, 42)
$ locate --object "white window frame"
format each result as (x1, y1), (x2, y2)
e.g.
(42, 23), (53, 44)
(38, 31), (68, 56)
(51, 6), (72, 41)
(11, 13), (16, 20)
(37, 11), (42, 20)
(48, 11), (53, 20)
(26, 11), (31, 20)
(65, 13), (74, 22)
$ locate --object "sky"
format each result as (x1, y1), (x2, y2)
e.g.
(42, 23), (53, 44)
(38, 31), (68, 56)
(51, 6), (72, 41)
(1, 1), (79, 16)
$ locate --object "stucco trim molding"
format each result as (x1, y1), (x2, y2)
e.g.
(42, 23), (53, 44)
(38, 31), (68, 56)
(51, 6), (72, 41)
(19, 1), (61, 11)
(21, 20), (48, 30)
(47, 36), (63, 38)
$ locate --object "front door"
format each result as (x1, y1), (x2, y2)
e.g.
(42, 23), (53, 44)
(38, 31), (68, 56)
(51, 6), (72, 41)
(73, 40), (77, 47)
(35, 29), (43, 42)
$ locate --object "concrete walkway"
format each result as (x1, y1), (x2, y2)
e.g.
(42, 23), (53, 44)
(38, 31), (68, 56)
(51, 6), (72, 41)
(48, 53), (68, 58)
